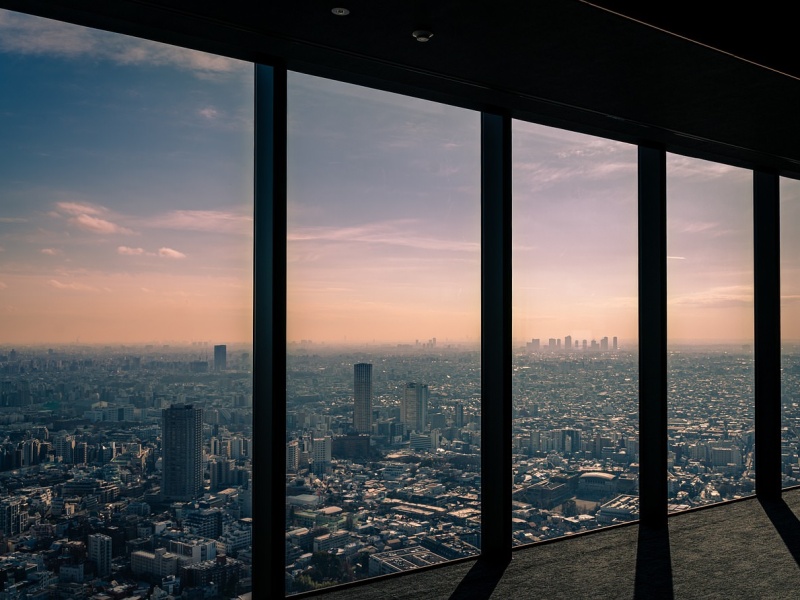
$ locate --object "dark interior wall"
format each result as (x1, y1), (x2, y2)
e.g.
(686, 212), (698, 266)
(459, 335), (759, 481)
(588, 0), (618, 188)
(1, 0), (799, 175)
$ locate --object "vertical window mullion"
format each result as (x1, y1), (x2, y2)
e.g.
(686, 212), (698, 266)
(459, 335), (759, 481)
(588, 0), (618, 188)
(481, 111), (512, 561)
(638, 145), (668, 527)
(754, 170), (781, 500)
(255, 63), (287, 597)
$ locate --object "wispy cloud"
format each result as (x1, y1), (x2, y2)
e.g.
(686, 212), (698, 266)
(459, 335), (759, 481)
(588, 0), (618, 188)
(118, 246), (187, 259)
(0, 282), (7, 289)
(148, 210), (252, 234)
(56, 202), (103, 216)
(0, 217), (26, 223)
(71, 213), (134, 235)
(666, 154), (747, 180)
(288, 220), (478, 253)
(117, 246), (147, 256)
(668, 256), (686, 260)
(51, 201), (135, 235)
(0, 10), (247, 77)
(198, 107), (219, 120)
(40, 248), (62, 256)
(670, 285), (753, 308)
(669, 219), (736, 238)
(48, 279), (105, 292)
(158, 247), (186, 259)
(678, 221), (718, 234)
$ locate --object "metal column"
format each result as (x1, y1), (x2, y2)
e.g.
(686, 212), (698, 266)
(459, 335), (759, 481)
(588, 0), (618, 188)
(638, 145), (668, 528)
(754, 170), (782, 501)
(481, 112), (512, 562)
(255, 63), (287, 597)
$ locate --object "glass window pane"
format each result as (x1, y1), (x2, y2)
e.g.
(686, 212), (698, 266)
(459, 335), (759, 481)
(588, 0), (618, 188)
(512, 121), (638, 544)
(0, 9), (253, 596)
(781, 176), (800, 488)
(286, 73), (481, 592)
(667, 154), (754, 511)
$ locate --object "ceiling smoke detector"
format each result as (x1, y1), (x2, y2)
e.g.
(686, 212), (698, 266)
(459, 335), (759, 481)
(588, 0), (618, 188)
(331, 8), (350, 16)
(412, 30), (433, 42)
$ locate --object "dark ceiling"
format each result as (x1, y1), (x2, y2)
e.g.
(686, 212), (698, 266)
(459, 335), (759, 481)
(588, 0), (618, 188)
(2, 0), (799, 173)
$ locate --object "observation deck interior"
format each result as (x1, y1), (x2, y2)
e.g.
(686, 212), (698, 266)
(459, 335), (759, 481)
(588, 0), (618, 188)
(319, 489), (800, 599)
(2, 1), (799, 598)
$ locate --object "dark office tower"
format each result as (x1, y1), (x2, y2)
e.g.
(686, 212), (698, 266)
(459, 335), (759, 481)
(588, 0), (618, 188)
(88, 533), (112, 577)
(565, 335), (572, 351)
(214, 344), (227, 371)
(601, 336), (609, 351)
(455, 402), (464, 428)
(162, 404), (203, 501)
(402, 382), (429, 432)
(613, 336), (618, 351)
(353, 363), (373, 433)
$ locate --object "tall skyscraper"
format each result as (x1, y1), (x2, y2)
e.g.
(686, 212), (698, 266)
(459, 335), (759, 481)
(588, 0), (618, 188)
(162, 404), (203, 501)
(214, 344), (227, 371)
(455, 402), (464, 428)
(88, 533), (112, 577)
(353, 363), (372, 433)
(402, 382), (429, 433)
(565, 335), (572, 351)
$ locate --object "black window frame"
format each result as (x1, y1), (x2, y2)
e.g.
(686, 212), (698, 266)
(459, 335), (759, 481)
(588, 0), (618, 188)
(260, 64), (787, 597)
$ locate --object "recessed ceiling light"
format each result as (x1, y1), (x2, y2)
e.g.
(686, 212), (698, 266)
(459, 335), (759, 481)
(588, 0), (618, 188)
(332, 8), (350, 16)
(412, 30), (433, 43)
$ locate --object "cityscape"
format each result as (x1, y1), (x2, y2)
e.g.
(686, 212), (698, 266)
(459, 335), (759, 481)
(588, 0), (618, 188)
(0, 344), (253, 598)
(283, 338), (800, 593)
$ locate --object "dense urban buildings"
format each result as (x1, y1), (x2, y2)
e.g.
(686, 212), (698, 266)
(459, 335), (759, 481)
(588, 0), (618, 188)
(0, 345), (254, 597)
(280, 338), (797, 592)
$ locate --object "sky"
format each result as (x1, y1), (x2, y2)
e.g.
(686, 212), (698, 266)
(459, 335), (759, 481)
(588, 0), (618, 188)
(286, 80), (763, 347)
(0, 9), (794, 347)
(0, 9), (254, 345)
(286, 74), (481, 346)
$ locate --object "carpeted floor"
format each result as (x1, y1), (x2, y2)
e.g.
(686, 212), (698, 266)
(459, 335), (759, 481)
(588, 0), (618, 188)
(309, 489), (800, 599)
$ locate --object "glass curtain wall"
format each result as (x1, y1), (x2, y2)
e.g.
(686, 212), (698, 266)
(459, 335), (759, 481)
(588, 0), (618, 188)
(0, 8), (254, 598)
(285, 73), (481, 592)
(780, 177), (800, 487)
(666, 154), (754, 511)
(511, 121), (638, 543)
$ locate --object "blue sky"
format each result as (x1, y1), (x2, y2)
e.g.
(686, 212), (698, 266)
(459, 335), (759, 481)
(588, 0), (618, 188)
(0, 9), (253, 344)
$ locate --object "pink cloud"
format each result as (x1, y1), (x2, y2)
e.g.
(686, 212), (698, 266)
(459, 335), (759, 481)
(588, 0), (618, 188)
(158, 247), (186, 259)
(71, 214), (133, 234)
(117, 246), (147, 255)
